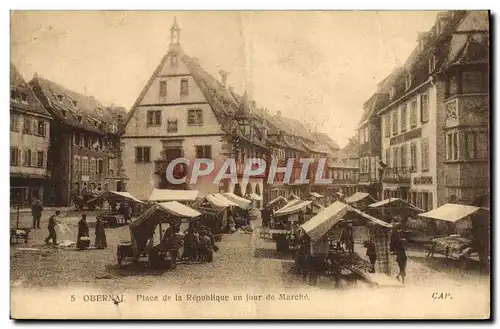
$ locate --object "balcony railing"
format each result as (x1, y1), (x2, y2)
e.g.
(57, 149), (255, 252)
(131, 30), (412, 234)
(383, 167), (411, 183)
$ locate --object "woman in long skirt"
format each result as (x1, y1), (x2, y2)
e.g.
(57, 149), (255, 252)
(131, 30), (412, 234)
(76, 214), (90, 250)
(95, 217), (107, 249)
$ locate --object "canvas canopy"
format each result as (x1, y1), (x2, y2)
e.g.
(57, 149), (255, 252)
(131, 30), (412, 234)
(148, 189), (199, 202)
(368, 198), (424, 212)
(205, 193), (239, 209)
(88, 191), (145, 204)
(301, 201), (392, 242)
(223, 193), (252, 209)
(129, 201), (201, 256)
(278, 198), (301, 211)
(344, 192), (374, 204)
(268, 196), (288, 206)
(274, 200), (312, 217)
(301, 201), (349, 241)
(418, 203), (489, 223)
(248, 193), (263, 201)
(310, 192), (324, 198)
(289, 193), (300, 200)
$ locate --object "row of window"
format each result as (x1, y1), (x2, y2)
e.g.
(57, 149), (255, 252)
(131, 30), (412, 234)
(135, 145), (213, 163)
(384, 93), (429, 138)
(446, 70), (489, 99)
(158, 78), (189, 99)
(445, 131), (488, 161)
(147, 108), (203, 128)
(73, 156), (104, 177)
(10, 148), (45, 168)
(327, 169), (359, 181)
(72, 131), (112, 151)
(383, 190), (433, 212)
(385, 138), (430, 171)
(11, 114), (47, 137)
(359, 156), (380, 174)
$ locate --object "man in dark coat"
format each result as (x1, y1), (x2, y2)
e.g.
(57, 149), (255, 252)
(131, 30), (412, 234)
(31, 198), (43, 229)
(44, 210), (60, 245)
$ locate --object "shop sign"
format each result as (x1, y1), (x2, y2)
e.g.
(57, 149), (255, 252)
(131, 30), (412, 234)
(390, 127), (422, 146)
(413, 176), (433, 185)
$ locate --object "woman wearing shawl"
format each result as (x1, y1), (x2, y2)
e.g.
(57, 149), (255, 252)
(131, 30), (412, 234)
(77, 214), (90, 250)
(95, 216), (107, 249)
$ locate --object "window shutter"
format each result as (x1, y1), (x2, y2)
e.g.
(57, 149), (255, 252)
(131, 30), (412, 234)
(31, 150), (37, 167)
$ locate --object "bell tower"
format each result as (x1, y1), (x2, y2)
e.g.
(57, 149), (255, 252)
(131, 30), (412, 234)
(170, 17), (181, 45)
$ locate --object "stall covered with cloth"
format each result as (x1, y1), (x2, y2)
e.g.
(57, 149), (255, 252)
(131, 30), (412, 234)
(129, 201), (201, 257)
(89, 191), (145, 204)
(369, 198), (423, 212)
(344, 192), (376, 206)
(418, 204), (490, 265)
(223, 193), (252, 210)
(148, 189), (200, 203)
(274, 200), (312, 217)
(310, 192), (324, 199)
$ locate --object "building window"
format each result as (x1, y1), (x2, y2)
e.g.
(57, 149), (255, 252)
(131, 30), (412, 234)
(446, 132), (459, 161)
(405, 73), (412, 90)
(364, 127), (369, 144)
(420, 93), (429, 123)
(401, 144), (408, 169)
(159, 80), (167, 98)
(135, 147), (151, 163)
(447, 75), (459, 97)
(82, 157), (89, 175)
(74, 156), (81, 175)
(10, 90), (17, 101)
(410, 100), (418, 128)
(384, 115), (390, 137)
(23, 116), (32, 134)
(167, 119), (178, 133)
(393, 147), (400, 168)
(385, 148), (391, 168)
(477, 132), (489, 159)
(147, 110), (162, 126)
(37, 151), (44, 168)
(36, 120), (46, 137)
(10, 114), (19, 131)
(10, 147), (20, 166)
(31, 151), (37, 168)
(462, 71), (486, 94)
(90, 158), (96, 178)
(61, 110), (67, 118)
(400, 104), (407, 132)
(180, 78), (189, 96)
(187, 108), (203, 126)
(23, 149), (32, 167)
(466, 132), (476, 160)
(392, 110), (398, 135)
(195, 145), (212, 159)
(20, 93), (28, 104)
(97, 159), (103, 177)
(428, 55), (436, 74)
(410, 142), (417, 172)
(421, 138), (429, 171)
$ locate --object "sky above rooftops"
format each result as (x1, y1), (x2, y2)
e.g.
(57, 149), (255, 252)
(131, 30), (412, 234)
(11, 10), (439, 147)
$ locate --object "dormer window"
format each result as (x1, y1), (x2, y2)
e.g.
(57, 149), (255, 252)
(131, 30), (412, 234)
(72, 100), (78, 108)
(77, 115), (82, 123)
(61, 110), (67, 118)
(95, 108), (103, 115)
(57, 95), (64, 102)
(10, 90), (17, 101)
(389, 87), (396, 100)
(405, 74), (412, 90)
(428, 54), (436, 74)
(20, 93), (28, 104)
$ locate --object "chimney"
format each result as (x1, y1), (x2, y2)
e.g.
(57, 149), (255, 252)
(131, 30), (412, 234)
(219, 70), (228, 88)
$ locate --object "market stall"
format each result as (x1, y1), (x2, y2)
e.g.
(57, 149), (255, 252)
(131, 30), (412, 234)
(271, 200), (312, 252)
(89, 191), (145, 227)
(196, 193), (239, 236)
(368, 197), (424, 231)
(418, 203), (490, 268)
(344, 192), (377, 210)
(148, 189), (200, 203)
(118, 201), (201, 270)
(296, 201), (393, 286)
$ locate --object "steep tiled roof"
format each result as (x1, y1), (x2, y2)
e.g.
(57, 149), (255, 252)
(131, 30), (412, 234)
(381, 11), (488, 114)
(30, 76), (120, 134)
(312, 132), (340, 152)
(10, 63), (52, 118)
(339, 136), (359, 160)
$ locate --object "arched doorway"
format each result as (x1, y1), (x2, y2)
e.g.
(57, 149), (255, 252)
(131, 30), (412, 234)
(233, 183), (242, 197)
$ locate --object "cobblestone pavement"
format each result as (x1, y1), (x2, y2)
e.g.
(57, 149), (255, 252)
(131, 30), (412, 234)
(11, 211), (489, 293)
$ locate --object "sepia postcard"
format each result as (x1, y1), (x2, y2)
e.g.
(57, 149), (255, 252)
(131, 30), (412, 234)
(9, 10), (491, 319)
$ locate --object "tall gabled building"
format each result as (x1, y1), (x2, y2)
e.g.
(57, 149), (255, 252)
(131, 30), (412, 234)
(375, 10), (489, 209)
(10, 63), (53, 206)
(30, 76), (125, 206)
